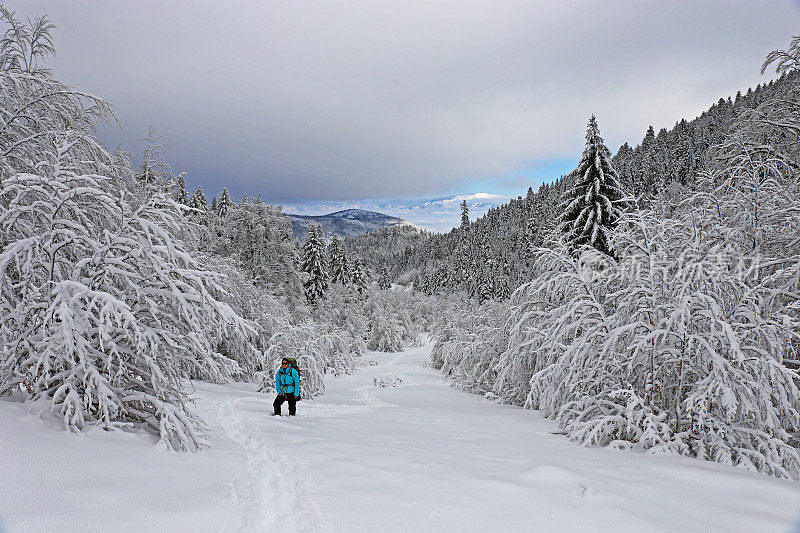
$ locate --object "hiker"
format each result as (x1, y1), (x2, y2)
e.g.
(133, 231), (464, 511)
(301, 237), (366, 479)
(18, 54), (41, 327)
(274, 357), (300, 416)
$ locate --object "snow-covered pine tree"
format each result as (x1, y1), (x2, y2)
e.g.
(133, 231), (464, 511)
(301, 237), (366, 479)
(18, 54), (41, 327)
(477, 270), (494, 303)
(350, 255), (368, 295)
(378, 267), (391, 290)
(216, 187), (234, 217)
(300, 223), (328, 303)
(328, 235), (348, 285)
(172, 173), (189, 205)
(494, 275), (510, 300)
(340, 252), (350, 283)
(188, 186), (207, 212)
(559, 116), (630, 256)
(460, 199), (469, 228)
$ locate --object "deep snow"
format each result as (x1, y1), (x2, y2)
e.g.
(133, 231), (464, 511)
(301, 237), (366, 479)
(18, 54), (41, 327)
(2, 342), (800, 532)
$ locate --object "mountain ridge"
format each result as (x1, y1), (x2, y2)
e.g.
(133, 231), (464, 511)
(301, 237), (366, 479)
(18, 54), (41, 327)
(284, 192), (513, 234)
(286, 208), (419, 242)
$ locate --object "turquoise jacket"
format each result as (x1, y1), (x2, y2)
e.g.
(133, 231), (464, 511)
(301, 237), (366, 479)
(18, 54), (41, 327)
(276, 366), (300, 395)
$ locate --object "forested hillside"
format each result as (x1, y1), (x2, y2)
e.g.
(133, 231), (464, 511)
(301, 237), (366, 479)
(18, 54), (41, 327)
(431, 35), (800, 479)
(287, 208), (414, 243)
(347, 70), (800, 300)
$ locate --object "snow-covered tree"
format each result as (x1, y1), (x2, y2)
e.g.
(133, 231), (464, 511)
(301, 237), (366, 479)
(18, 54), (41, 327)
(350, 255), (368, 295)
(300, 223), (328, 303)
(761, 33), (800, 76)
(188, 186), (207, 212)
(216, 187), (234, 217)
(460, 200), (469, 228)
(0, 134), (254, 451)
(137, 126), (171, 188)
(493, 276), (510, 300)
(0, 9), (114, 183)
(559, 116), (629, 256)
(172, 173), (189, 205)
(378, 267), (391, 290)
(431, 299), (508, 395)
(0, 7), (55, 75)
(367, 316), (404, 352)
(218, 199), (301, 298)
(477, 270), (493, 304)
(329, 235), (348, 285)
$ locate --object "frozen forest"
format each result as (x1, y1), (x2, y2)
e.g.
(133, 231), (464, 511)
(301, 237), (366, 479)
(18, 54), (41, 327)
(2, 4), (800, 532)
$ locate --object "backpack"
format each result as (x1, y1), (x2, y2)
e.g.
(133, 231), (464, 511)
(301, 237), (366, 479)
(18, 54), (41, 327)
(284, 357), (302, 401)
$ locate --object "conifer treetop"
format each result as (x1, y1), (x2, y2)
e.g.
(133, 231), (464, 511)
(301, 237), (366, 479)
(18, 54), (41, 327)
(559, 115), (630, 255)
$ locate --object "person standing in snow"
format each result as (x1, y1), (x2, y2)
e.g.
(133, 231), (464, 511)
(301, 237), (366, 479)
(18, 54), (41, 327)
(273, 358), (300, 416)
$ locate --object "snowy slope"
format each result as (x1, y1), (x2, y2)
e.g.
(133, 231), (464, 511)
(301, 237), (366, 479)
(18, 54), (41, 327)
(2, 342), (799, 532)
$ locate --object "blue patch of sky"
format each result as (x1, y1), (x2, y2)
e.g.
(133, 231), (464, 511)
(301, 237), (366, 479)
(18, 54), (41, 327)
(453, 157), (575, 198)
(283, 156), (576, 218)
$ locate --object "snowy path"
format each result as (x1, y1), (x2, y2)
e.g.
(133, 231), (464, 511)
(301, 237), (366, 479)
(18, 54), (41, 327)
(212, 343), (800, 533)
(2, 341), (800, 532)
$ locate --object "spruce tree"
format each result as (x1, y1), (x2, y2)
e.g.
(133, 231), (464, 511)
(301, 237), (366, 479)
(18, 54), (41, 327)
(350, 255), (368, 295)
(460, 200), (469, 228)
(378, 267), (391, 290)
(188, 187), (207, 211)
(641, 125), (655, 152)
(328, 235), (348, 285)
(477, 270), (493, 304)
(340, 252), (350, 282)
(173, 173), (189, 204)
(494, 276), (510, 300)
(300, 223), (328, 303)
(216, 187), (234, 217)
(559, 116), (629, 256)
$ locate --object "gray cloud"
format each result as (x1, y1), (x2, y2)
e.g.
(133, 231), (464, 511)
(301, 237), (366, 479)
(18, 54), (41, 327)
(9, 0), (800, 201)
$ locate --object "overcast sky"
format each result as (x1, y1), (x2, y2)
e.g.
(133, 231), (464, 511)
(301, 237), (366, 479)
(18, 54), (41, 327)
(8, 1), (800, 204)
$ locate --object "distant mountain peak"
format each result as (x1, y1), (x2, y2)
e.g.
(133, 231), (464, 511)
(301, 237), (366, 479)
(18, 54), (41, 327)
(286, 208), (418, 242)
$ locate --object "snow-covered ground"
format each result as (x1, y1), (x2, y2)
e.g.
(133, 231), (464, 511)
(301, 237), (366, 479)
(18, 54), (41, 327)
(2, 342), (800, 533)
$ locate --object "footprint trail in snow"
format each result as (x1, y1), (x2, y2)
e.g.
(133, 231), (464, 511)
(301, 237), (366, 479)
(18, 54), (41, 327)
(214, 342), (800, 533)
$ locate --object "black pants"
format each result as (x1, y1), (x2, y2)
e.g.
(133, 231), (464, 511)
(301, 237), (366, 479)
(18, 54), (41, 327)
(273, 393), (297, 416)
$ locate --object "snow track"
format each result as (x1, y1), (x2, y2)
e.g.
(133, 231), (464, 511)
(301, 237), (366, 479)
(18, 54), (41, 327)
(214, 397), (331, 533)
(211, 343), (800, 533)
(3, 342), (799, 532)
